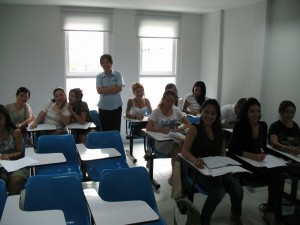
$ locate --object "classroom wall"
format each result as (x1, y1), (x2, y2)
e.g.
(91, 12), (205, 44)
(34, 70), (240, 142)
(261, 0), (300, 125)
(1, 0), (299, 141)
(0, 4), (201, 141)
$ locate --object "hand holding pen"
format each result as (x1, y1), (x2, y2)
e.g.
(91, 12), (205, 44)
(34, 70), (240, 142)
(256, 148), (266, 161)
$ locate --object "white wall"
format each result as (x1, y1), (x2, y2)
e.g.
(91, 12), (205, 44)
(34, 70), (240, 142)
(0, 5), (64, 114)
(261, 0), (300, 125)
(0, 4), (201, 141)
(221, 1), (267, 106)
(199, 11), (221, 99)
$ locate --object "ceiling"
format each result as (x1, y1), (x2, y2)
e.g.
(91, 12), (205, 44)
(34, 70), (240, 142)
(0, 0), (265, 14)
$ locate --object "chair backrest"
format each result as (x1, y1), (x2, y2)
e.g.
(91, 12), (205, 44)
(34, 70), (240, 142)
(0, 179), (7, 220)
(99, 167), (159, 213)
(187, 115), (200, 124)
(36, 134), (79, 164)
(86, 131), (126, 159)
(24, 173), (90, 225)
(90, 110), (102, 131)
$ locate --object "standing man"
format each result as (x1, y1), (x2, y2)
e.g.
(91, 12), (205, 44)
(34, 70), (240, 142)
(96, 54), (125, 132)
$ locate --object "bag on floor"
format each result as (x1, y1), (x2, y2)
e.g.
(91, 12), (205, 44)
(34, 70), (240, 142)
(174, 198), (201, 225)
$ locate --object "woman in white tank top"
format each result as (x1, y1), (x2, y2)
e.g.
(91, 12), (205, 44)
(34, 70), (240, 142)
(126, 83), (152, 120)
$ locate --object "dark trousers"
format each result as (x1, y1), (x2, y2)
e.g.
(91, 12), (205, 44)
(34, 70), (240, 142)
(194, 172), (243, 223)
(99, 107), (122, 132)
(245, 166), (285, 221)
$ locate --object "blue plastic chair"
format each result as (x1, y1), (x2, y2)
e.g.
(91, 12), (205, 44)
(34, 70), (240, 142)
(90, 110), (102, 131)
(0, 180), (7, 221)
(187, 115), (200, 124)
(85, 131), (129, 181)
(99, 167), (167, 225)
(181, 161), (208, 202)
(35, 134), (82, 180)
(23, 173), (90, 225)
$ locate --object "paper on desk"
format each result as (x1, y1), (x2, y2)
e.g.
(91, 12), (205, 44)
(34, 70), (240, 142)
(67, 122), (92, 129)
(202, 156), (241, 169)
(267, 144), (300, 163)
(237, 154), (287, 168)
(27, 123), (56, 131)
(199, 165), (250, 177)
(0, 156), (38, 172)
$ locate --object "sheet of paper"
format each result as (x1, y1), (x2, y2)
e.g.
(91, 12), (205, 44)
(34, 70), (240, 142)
(201, 156), (241, 169)
(236, 154), (287, 168)
(267, 144), (300, 163)
(67, 122), (92, 129)
(27, 123), (56, 131)
(0, 156), (39, 172)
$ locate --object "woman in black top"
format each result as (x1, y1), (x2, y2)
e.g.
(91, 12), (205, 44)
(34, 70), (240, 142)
(182, 99), (243, 225)
(228, 98), (285, 225)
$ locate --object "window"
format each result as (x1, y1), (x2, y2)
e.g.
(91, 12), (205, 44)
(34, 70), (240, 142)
(137, 12), (181, 107)
(65, 31), (108, 110)
(61, 7), (112, 110)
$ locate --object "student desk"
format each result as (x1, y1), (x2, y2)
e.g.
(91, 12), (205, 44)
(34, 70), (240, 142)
(25, 147), (66, 175)
(140, 128), (182, 189)
(25, 147), (66, 166)
(83, 188), (159, 225)
(26, 124), (56, 147)
(0, 195), (66, 225)
(76, 144), (121, 180)
(123, 115), (149, 163)
(267, 144), (300, 204)
(76, 144), (121, 161)
(67, 122), (96, 133)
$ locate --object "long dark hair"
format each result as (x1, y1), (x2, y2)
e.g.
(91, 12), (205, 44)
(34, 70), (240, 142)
(199, 99), (224, 142)
(192, 81), (206, 106)
(0, 105), (17, 133)
(237, 97), (261, 124)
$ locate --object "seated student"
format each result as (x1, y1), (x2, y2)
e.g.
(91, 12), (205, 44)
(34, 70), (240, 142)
(0, 105), (29, 195)
(182, 99), (243, 225)
(68, 88), (94, 144)
(183, 81), (208, 115)
(30, 87), (71, 134)
(269, 100), (300, 176)
(146, 89), (191, 185)
(228, 98), (285, 225)
(165, 83), (183, 111)
(221, 98), (247, 129)
(126, 83), (152, 135)
(6, 87), (35, 147)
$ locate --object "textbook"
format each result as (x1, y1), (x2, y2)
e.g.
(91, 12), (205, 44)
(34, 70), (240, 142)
(201, 156), (241, 169)
(178, 154), (250, 177)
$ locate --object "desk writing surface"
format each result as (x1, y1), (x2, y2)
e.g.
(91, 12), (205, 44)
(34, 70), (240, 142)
(267, 144), (300, 163)
(123, 114), (149, 123)
(178, 153), (250, 177)
(236, 154), (287, 168)
(84, 188), (159, 225)
(0, 156), (38, 172)
(0, 195), (66, 225)
(26, 124), (56, 132)
(67, 122), (95, 130)
(25, 148), (66, 166)
(76, 144), (121, 161)
(140, 128), (173, 142)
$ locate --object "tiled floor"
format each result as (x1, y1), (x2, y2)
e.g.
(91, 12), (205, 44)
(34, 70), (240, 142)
(84, 141), (300, 225)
